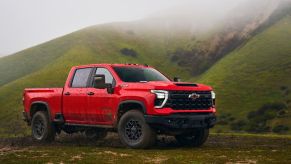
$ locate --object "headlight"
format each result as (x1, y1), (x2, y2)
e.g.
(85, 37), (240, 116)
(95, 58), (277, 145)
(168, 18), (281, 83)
(211, 91), (215, 99)
(151, 90), (168, 108)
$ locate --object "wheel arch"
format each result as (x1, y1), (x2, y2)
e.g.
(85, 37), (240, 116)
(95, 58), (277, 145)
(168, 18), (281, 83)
(115, 100), (146, 127)
(30, 101), (51, 120)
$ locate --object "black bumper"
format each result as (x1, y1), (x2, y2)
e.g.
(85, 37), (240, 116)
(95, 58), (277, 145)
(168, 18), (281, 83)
(144, 113), (216, 129)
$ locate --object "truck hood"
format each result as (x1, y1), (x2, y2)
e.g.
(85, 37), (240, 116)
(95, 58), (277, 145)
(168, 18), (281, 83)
(121, 81), (212, 91)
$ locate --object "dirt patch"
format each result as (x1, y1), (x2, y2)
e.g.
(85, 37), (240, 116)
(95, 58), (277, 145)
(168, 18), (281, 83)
(0, 133), (290, 150)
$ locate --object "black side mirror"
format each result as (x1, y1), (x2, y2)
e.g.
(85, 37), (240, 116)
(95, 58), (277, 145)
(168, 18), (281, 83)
(93, 75), (106, 89)
(93, 75), (114, 94)
(173, 77), (181, 82)
(106, 83), (114, 94)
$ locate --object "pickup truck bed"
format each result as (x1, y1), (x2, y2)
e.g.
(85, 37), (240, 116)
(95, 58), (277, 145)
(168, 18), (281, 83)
(24, 88), (63, 121)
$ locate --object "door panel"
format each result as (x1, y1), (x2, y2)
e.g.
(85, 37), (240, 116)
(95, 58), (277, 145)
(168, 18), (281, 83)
(86, 67), (116, 124)
(62, 88), (87, 124)
(62, 67), (92, 124)
(86, 88), (117, 124)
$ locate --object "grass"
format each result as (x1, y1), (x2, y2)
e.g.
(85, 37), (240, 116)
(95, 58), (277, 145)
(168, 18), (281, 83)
(0, 133), (290, 163)
(198, 15), (291, 132)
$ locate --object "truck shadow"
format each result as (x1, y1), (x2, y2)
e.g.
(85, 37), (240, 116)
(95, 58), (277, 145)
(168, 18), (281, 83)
(0, 132), (182, 149)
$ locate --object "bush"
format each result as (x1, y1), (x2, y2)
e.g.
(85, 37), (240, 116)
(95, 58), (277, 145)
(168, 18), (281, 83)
(217, 113), (235, 125)
(245, 121), (271, 133)
(247, 102), (287, 120)
(272, 125), (289, 134)
(243, 102), (288, 133)
(230, 120), (247, 131)
(120, 48), (138, 57)
(280, 86), (288, 91)
(277, 110), (287, 117)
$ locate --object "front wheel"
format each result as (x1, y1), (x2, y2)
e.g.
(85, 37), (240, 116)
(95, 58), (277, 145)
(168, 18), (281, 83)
(175, 128), (209, 147)
(118, 110), (156, 149)
(31, 111), (55, 142)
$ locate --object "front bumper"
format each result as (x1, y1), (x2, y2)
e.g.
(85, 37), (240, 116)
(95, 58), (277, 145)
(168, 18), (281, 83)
(144, 113), (216, 129)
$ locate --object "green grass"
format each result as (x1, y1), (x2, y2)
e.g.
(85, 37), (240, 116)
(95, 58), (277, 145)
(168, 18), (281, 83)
(198, 15), (291, 132)
(0, 134), (291, 163)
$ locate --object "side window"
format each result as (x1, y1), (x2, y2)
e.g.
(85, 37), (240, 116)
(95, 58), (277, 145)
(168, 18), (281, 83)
(71, 68), (92, 87)
(95, 68), (114, 84)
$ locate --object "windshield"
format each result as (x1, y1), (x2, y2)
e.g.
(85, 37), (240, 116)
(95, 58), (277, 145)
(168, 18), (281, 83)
(113, 66), (170, 82)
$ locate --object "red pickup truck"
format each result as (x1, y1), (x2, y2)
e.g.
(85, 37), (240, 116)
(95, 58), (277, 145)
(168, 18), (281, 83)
(23, 63), (216, 148)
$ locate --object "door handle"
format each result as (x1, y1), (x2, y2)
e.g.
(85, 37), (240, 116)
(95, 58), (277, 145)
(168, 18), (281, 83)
(87, 92), (94, 96)
(64, 92), (70, 96)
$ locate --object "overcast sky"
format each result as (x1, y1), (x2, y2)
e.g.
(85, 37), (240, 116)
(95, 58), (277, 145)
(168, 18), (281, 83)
(0, 0), (245, 56)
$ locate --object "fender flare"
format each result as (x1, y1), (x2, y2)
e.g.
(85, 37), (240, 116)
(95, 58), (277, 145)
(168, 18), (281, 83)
(117, 100), (146, 113)
(30, 101), (52, 120)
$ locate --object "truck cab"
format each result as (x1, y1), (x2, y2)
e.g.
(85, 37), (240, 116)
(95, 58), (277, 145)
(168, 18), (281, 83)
(23, 64), (216, 148)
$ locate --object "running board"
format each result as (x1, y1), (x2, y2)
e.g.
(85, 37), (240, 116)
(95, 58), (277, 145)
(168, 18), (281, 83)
(65, 123), (113, 129)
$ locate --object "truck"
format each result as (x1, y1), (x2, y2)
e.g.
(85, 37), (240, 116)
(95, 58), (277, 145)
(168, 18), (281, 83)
(23, 63), (216, 148)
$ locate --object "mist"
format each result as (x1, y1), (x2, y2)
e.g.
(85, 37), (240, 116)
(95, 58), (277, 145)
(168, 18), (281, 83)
(0, 0), (262, 56)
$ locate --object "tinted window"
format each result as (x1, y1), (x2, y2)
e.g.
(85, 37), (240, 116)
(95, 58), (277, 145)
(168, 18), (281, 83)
(95, 68), (114, 84)
(113, 67), (170, 82)
(71, 68), (92, 87)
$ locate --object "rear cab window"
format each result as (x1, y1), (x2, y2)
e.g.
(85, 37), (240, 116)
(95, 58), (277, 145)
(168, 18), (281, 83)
(71, 68), (92, 88)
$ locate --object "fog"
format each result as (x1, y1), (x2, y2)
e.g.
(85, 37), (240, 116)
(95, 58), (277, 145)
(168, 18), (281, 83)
(0, 0), (252, 56)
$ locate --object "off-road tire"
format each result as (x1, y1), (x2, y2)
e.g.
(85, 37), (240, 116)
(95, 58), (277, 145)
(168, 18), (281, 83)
(118, 110), (156, 149)
(31, 111), (55, 142)
(175, 128), (209, 147)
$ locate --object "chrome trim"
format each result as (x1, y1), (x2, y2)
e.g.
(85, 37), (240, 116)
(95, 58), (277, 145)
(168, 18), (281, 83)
(151, 90), (169, 108)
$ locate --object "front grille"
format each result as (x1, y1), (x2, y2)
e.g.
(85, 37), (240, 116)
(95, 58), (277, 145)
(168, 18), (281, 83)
(165, 90), (213, 110)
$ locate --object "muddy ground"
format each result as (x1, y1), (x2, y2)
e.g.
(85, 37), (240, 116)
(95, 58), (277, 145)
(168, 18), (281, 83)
(0, 133), (290, 163)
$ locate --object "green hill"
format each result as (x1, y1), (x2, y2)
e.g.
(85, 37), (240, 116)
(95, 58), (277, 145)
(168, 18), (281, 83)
(0, 1), (291, 136)
(198, 15), (291, 133)
(0, 24), (195, 136)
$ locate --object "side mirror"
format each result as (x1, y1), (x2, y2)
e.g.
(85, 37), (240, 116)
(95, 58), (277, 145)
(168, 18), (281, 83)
(106, 83), (114, 94)
(93, 75), (106, 89)
(93, 75), (114, 94)
(173, 77), (181, 82)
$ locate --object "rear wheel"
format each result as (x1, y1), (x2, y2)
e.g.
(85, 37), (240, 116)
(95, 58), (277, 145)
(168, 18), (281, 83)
(31, 111), (55, 142)
(175, 128), (209, 147)
(118, 110), (156, 149)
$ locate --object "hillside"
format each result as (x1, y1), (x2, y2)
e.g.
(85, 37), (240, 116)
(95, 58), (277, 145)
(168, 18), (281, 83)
(0, 0), (291, 136)
(198, 15), (291, 133)
(0, 24), (195, 135)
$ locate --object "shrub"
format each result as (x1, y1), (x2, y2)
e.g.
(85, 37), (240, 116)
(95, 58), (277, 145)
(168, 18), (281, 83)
(280, 86), (288, 91)
(244, 102), (288, 133)
(245, 123), (271, 133)
(272, 125), (289, 134)
(277, 110), (287, 117)
(217, 113), (235, 125)
(230, 120), (247, 131)
(120, 48), (138, 57)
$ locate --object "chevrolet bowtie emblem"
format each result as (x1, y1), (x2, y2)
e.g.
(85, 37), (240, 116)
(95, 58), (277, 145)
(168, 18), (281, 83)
(188, 93), (200, 100)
